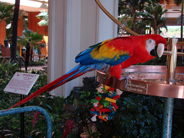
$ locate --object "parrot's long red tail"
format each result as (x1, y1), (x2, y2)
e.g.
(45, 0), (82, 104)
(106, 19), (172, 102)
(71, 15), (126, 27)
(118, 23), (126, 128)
(6, 65), (87, 111)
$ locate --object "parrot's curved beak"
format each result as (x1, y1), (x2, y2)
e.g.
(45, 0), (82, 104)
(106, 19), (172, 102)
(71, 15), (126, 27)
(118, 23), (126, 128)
(150, 43), (164, 58)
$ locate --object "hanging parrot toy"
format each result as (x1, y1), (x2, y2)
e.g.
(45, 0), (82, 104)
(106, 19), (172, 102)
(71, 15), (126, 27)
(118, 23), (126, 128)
(6, 34), (167, 111)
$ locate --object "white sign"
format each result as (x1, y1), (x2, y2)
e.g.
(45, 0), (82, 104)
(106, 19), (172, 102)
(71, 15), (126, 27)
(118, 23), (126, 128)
(4, 72), (39, 95)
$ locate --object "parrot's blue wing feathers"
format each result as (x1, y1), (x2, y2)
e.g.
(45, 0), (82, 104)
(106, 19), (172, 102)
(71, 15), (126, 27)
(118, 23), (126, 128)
(75, 42), (102, 63)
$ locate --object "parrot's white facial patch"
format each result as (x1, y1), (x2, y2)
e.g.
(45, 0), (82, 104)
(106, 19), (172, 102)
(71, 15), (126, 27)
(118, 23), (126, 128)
(146, 39), (156, 54)
(146, 39), (164, 58)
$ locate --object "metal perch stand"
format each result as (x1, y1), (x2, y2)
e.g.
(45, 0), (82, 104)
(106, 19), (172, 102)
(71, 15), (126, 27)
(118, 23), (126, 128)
(95, 0), (184, 137)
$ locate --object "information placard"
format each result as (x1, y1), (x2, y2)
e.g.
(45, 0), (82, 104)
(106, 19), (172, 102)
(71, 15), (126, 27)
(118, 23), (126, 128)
(4, 72), (39, 95)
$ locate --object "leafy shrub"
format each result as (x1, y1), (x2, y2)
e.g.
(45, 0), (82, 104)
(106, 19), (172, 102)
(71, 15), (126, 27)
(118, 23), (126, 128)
(0, 61), (48, 137)
(29, 61), (45, 66)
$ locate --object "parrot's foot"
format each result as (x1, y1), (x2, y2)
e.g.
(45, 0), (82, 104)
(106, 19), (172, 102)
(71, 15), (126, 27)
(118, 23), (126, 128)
(119, 76), (131, 88)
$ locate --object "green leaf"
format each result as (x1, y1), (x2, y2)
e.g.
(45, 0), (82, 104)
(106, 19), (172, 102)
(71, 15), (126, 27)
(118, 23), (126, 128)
(4, 4), (14, 12)
(91, 99), (99, 103)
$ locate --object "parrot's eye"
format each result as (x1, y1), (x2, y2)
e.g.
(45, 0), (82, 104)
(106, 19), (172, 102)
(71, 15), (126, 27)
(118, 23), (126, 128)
(147, 39), (155, 44)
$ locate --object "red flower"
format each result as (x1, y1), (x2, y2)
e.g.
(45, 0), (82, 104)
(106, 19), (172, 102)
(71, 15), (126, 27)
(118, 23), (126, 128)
(62, 120), (75, 138)
(32, 111), (41, 129)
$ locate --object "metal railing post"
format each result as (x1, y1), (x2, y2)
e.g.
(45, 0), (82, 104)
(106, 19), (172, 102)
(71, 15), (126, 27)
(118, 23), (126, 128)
(162, 39), (177, 138)
(0, 106), (52, 138)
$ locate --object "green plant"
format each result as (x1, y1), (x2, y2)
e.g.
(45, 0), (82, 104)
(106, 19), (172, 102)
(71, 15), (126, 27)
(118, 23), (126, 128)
(0, 60), (21, 108)
(18, 29), (44, 49)
(118, 0), (167, 34)
(0, 2), (25, 41)
(138, 0), (168, 34)
(36, 11), (48, 26)
(0, 60), (22, 137)
(114, 92), (164, 138)
(17, 29), (44, 70)
(0, 2), (14, 24)
(29, 61), (45, 66)
(118, 0), (147, 32)
(80, 123), (101, 138)
(0, 61), (48, 137)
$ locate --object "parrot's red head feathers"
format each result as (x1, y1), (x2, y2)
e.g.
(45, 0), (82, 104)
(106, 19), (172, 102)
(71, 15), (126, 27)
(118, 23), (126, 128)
(141, 34), (167, 58)
(146, 34), (167, 45)
(120, 34), (167, 69)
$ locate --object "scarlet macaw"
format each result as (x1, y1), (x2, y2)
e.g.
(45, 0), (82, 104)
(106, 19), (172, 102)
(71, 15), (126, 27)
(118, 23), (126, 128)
(7, 34), (167, 110)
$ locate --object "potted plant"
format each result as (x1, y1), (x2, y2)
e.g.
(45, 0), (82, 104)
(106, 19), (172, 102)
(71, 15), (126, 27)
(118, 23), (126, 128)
(17, 29), (44, 71)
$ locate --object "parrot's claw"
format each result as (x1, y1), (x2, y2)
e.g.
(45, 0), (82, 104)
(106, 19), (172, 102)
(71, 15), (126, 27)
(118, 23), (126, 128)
(119, 76), (131, 88)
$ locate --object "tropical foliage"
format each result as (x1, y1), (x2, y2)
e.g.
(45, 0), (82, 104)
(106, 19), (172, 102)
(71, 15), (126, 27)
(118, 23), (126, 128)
(36, 10), (48, 26)
(138, 0), (168, 34)
(18, 29), (44, 49)
(0, 2), (25, 41)
(118, 0), (146, 32)
(0, 2), (14, 24)
(17, 29), (44, 70)
(118, 0), (167, 34)
(0, 2), (14, 41)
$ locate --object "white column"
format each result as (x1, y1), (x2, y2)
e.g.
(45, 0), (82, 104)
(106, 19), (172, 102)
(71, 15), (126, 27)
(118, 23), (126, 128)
(48, 0), (65, 97)
(48, 0), (118, 97)
(97, 0), (119, 41)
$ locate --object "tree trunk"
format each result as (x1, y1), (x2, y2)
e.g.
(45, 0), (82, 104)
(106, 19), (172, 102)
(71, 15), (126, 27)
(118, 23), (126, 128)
(154, 20), (158, 34)
(154, 11), (158, 34)
(131, 9), (136, 32)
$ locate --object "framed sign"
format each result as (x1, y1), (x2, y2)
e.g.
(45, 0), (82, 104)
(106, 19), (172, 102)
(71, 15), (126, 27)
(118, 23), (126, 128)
(4, 72), (39, 95)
